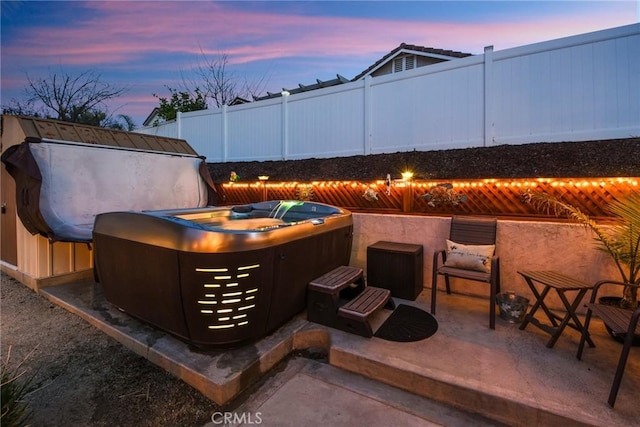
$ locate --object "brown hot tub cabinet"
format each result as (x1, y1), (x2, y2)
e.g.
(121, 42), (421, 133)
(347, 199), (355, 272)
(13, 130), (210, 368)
(93, 201), (353, 347)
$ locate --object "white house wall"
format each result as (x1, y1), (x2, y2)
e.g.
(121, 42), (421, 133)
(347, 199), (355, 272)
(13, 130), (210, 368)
(138, 24), (640, 162)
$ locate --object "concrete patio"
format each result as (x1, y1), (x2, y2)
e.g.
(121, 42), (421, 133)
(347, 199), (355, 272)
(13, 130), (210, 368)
(41, 279), (639, 427)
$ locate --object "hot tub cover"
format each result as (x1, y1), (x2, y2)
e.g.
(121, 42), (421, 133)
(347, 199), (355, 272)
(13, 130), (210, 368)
(1, 137), (216, 242)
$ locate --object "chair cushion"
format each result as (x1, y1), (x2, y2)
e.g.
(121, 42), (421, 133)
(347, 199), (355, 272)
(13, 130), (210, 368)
(444, 240), (495, 273)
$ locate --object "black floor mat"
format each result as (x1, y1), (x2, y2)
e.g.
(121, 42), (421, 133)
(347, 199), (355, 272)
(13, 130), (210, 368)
(374, 304), (438, 342)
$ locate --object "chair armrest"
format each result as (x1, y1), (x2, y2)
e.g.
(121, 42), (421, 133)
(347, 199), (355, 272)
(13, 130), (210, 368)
(629, 306), (640, 336)
(590, 280), (639, 303)
(433, 249), (446, 268)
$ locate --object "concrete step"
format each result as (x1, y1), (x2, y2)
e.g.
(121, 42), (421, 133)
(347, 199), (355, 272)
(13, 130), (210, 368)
(221, 354), (506, 427)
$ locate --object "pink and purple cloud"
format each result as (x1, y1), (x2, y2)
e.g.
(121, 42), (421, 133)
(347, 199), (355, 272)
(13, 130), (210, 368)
(1, 1), (636, 124)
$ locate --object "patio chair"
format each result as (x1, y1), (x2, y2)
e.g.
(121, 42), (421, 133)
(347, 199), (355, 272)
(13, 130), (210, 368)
(431, 216), (500, 329)
(577, 280), (640, 407)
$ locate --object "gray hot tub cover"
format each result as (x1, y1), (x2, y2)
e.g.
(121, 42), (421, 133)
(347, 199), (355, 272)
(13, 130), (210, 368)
(1, 138), (216, 243)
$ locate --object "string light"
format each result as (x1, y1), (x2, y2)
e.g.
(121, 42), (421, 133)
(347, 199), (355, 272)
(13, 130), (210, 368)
(222, 177), (637, 189)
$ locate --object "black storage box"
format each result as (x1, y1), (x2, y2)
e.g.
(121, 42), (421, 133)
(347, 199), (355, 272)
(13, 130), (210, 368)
(366, 241), (424, 300)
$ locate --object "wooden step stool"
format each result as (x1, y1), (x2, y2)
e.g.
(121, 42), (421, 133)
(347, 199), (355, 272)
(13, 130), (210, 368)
(307, 265), (395, 337)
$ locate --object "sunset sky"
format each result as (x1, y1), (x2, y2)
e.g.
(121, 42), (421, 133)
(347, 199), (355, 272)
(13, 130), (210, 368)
(1, 1), (638, 126)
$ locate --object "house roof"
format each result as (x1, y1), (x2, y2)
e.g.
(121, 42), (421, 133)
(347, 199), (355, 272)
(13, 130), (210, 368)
(252, 44), (472, 101)
(142, 107), (160, 127)
(351, 43), (473, 81)
(141, 42), (472, 116)
(253, 74), (350, 101)
(11, 115), (198, 155)
(229, 96), (251, 106)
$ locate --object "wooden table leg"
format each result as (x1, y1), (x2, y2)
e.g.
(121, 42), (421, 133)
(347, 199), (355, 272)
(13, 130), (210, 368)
(520, 281), (556, 330)
(548, 289), (595, 348)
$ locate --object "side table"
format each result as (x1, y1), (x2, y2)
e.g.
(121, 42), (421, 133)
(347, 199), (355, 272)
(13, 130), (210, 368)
(518, 270), (595, 349)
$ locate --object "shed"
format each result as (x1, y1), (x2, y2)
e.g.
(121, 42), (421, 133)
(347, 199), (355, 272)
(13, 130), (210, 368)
(0, 115), (213, 290)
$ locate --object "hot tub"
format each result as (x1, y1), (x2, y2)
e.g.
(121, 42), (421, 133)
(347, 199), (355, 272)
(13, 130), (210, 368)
(93, 200), (353, 347)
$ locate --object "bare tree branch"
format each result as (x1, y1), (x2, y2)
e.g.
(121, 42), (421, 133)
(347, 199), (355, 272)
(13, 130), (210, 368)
(24, 68), (127, 123)
(185, 47), (269, 107)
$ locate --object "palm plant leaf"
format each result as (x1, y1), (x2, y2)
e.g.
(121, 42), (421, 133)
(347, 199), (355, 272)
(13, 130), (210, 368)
(523, 190), (640, 305)
(606, 193), (640, 284)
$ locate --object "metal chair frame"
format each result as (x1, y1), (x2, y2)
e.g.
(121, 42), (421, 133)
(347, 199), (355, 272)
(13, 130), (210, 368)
(577, 280), (640, 407)
(431, 216), (501, 329)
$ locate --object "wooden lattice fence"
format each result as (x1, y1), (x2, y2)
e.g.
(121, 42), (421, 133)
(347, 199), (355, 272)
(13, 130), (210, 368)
(214, 177), (639, 219)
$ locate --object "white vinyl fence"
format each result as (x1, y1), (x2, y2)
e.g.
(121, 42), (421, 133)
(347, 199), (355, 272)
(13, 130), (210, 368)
(138, 24), (640, 163)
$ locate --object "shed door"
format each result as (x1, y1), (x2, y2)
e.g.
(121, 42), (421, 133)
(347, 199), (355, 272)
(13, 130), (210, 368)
(1, 165), (18, 266)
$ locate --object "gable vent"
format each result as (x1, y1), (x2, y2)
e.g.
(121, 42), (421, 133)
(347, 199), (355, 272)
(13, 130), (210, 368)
(405, 55), (415, 70)
(393, 57), (403, 73)
(393, 55), (417, 73)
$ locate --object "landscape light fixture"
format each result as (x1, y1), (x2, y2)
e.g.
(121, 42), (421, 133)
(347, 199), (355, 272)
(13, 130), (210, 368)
(401, 171), (414, 181)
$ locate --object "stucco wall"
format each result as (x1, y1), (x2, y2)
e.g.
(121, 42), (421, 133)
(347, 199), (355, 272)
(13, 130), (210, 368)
(351, 213), (618, 312)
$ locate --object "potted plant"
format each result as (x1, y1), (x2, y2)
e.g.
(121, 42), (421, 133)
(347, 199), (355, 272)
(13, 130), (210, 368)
(523, 191), (640, 309)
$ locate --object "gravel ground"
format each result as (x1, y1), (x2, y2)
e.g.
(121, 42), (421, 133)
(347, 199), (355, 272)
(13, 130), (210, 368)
(0, 273), (217, 427)
(207, 138), (640, 182)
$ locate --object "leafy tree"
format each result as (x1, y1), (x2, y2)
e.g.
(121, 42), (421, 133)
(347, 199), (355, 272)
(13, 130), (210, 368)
(71, 107), (108, 127)
(106, 114), (136, 131)
(152, 86), (208, 123)
(69, 109), (135, 130)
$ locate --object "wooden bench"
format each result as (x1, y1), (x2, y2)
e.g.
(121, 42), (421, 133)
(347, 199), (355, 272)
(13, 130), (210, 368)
(307, 265), (395, 337)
